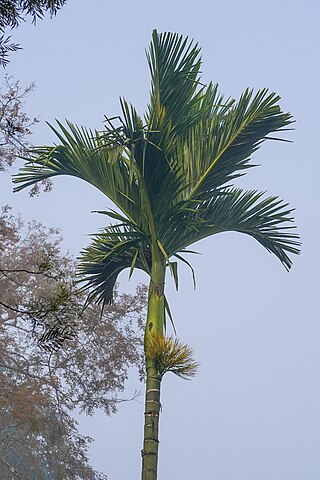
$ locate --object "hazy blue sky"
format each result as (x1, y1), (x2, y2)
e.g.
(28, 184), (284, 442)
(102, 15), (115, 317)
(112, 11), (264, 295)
(2, 1), (320, 478)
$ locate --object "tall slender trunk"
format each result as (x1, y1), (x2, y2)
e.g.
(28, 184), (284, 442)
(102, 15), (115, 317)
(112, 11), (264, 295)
(141, 254), (165, 480)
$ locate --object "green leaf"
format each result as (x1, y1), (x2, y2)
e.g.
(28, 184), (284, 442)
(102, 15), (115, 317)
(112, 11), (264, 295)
(164, 295), (177, 335)
(78, 225), (149, 306)
(166, 188), (300, 270)
(13, 120), (149, 232)
(170, 261), (179, 291)
(146, 29), (204, 139)
(173, 253), (196, 289)
(129, 250), (139, 279)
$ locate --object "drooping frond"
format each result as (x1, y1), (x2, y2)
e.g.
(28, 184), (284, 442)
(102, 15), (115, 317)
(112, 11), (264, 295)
(161, 189), (300, 271)
(13, 120), (148, 231)
(78, 224), (150, 307)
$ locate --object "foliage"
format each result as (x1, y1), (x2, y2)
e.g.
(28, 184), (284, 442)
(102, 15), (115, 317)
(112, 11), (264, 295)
(0, 75), (52, 196)
(0, 0), (67, 66)
(0, 75), (36, 169)
(0, 34), (20, 67)
(14, 30), (300, 307)
(0, 0), (67, 28)
(0, 206), (146, 479)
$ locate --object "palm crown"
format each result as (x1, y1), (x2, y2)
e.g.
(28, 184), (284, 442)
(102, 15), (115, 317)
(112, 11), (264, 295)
(13, 30), (300, 308)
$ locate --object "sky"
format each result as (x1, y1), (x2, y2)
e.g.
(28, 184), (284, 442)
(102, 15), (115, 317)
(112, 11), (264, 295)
(2, 0), (320, 478)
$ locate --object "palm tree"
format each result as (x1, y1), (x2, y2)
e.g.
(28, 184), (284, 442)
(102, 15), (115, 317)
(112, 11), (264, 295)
(13, 30), (300, 480)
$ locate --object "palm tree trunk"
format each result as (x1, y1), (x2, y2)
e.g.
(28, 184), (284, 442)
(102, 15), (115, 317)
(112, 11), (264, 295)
(141, 255), (165, 480)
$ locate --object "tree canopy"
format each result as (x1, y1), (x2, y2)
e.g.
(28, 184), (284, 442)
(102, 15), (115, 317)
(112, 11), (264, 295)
(0, 206), (146, 479)
(14, 31), (300, 306)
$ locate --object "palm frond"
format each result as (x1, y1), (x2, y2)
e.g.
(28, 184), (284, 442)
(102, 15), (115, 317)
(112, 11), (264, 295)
(162, 188), (300, 270)
(78, 224), (150, 306)
(183, 88), (293, 200)
(105, 96), (185, 229)
(146, 29), (204, 140)
(13, 120), (148, 230)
